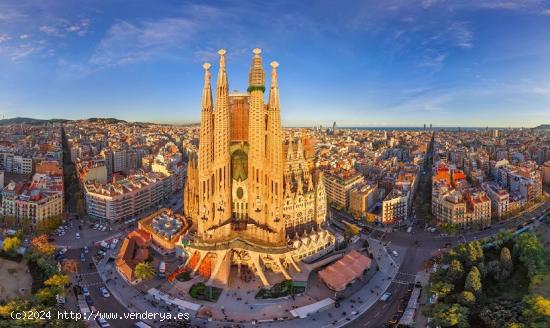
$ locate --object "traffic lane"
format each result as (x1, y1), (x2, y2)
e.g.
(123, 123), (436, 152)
(346, 244), (420, 328)
(344, 282), (406, 328)
(67, 247), (135, 328)
(369, 239), (422, 327)
(89, 285), (135, 328)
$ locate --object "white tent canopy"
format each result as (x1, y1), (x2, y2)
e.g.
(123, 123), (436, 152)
(147, 288), (201, 312)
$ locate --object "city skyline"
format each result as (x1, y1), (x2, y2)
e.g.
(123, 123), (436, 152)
(1, 0), (550, 127)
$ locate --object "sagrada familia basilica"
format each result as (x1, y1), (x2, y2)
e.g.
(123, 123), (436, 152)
(183, 49), (335, 286)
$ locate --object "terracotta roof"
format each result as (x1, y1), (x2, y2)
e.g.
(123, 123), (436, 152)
(318, 250), (371, 292)
(116, 230), (151, 282)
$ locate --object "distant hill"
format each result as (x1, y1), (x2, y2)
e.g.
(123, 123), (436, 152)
(86, 117), (128, 124)
(0, 117), (53, 125)
(533, 124), (550, 130)
(0, 117), (73, 125)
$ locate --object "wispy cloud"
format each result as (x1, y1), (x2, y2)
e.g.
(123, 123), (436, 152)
(39, 18), (91, 37)
(90, 18), (196, 67)
(448, 22), (473, 48)
(0, 43), (41, 61)
(418, 51), (448, 71)
(0, 34), (11, 43)
(0, 7), (26, 21)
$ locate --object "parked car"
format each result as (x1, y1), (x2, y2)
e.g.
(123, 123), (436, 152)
(100, 287), (110, 298)
(380, 292), (392, 302)
(96, 317), (110, 328)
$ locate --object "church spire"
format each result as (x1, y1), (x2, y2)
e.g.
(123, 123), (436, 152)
(213, 49), (231, 224)
(202, 63), (212, 109)
(217, 49), (228, 88)
(248, 48), (265, 92)
(214, 48), (230, 163)
(199, 62), (213, 174)
(268, 61), (280, 109)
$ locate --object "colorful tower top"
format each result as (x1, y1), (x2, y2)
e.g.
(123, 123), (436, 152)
(248, 48), (265, 92)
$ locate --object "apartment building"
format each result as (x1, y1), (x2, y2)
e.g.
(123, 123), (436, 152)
(84, 171), (171, 222)
(323, 169), (364, 209)
(349, 182), (378, 218)
(482, 182), (510, 219)
(543, 161), (550, 185)
(381, 189), (408, 224)
(0, 153), (33, 174)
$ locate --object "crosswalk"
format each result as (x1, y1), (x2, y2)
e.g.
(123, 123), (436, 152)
(79, 281), (104, 287)
(74, 271), (104, 287)
(393, 271), (417, 285)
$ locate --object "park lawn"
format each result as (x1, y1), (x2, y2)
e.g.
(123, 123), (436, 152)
(0, 258), (32, 302)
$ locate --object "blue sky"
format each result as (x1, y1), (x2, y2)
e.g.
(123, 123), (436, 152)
(1, 0), (550, 127)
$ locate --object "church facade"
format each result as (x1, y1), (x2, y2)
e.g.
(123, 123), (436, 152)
(183, 49), (334, 286)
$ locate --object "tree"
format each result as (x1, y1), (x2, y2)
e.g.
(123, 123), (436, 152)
(493, 230), (513, 249)
(481, 302), (523, 328)
(504, 323), (525, 328)
(35, 287), (56, 304)
(465, 266), (482, 296)
(134, 261), (155, 280)
(0, 215), (17, 228)
(486, 260), (501, 280)
(31, 235), (56, 256)
(454, 241), (483, 267)
(431, 303), (470, 328)
(76, 196), (86, 218)
(514, 233), (545, 277)
(44, 274), (70, 289)
(19, 217), (32, 233)
(459, 291), (476, 306)
(2, 236), (21, 254)
(36, 216), (62, 234)
(523, 295), (550, 323)
(449, 259), (465, 281)
(477, 261), (488, 279)
(430, 281), (455, 298)
(500, 247), (513, 272)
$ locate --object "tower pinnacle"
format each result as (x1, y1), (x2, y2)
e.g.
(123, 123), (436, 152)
(201, 63), (212, 108)
(217, 49), (228, 87)
(248, 48), (265, 92)
(270, 61), (279, 87)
